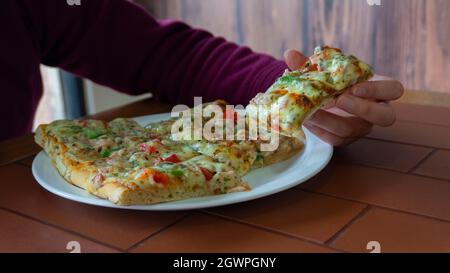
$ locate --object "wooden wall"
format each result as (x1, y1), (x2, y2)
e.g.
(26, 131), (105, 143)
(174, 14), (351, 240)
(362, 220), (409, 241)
(136, 0), (450, 95)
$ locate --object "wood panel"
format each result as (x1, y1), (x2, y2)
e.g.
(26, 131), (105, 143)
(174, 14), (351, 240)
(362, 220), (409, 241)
(136, 0), (450, 96)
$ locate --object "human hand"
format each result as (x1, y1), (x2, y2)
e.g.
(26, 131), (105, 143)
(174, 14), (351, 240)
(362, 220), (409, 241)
(284, 49), (404, 146)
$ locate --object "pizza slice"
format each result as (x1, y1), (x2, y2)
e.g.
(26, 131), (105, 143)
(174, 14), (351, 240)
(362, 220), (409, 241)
(145, 100), (304, 175)
(35, 118), (250, 205)
(249, 46), (374, 139)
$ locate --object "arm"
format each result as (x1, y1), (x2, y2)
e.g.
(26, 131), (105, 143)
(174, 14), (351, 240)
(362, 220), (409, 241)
(20, 0), (286, 105)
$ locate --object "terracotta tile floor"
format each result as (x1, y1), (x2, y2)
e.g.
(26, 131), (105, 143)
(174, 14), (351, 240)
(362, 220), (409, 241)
(207, 189), (367, 244)
(413, 150), (450, 181)
(0, 209), (118, 253)
(0, 164), (187, 249)
(131, 213), (337, 253)
(331, 208), (450, 253)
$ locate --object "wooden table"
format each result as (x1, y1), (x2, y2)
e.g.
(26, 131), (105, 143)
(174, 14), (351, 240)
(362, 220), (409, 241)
(0, 99), (449, 253)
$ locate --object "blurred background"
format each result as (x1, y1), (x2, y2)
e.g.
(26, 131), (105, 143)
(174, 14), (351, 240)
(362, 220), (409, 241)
(36, 0), (450, 128)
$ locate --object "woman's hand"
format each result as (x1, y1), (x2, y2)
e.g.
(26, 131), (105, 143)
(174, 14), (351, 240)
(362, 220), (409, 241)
(284, 49), (404, 146)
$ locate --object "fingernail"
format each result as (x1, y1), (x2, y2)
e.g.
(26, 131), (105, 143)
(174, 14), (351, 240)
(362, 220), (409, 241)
(337, 95), (355, 111)
(352, 87), (367, 97)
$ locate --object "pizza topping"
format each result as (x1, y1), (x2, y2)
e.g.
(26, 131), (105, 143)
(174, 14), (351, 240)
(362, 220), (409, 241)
(305, 63), (319, 72)
(100, 148), (111, 158)
(163, 154), (181, 163)
(139, 143), (157, 154)
(134, 168), (169, 186)
(199, 167), (214, 181)
(271, 89), (289, 96)
(152, 171), (170, 185)
(90, 137), (115, 150)
(170, 169), (184, 177)
(127, 152), (152, 168)
(92, 173), (104, 188)
(153, 153), (182, 165)
(83, 127), (104, 139)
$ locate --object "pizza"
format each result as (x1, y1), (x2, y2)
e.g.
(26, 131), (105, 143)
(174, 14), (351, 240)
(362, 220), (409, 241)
(35, 100), (303, 205)
(35, 46), (373, 206)
(250, 46), (374, 139)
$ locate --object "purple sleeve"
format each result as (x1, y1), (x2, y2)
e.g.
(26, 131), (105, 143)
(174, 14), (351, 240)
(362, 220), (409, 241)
(24, 0), (286, 105)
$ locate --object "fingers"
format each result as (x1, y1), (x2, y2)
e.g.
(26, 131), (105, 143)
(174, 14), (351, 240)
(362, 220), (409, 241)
(336, 94), (396, 127)
(306, 109), (373, 138)
(351, 80), (404, 101)
(283, 49), (308, 70)
(304, 122), (358, 147)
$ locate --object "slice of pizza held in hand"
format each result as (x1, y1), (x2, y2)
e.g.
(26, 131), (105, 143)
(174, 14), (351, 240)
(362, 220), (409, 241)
(250, 46), (374, 139)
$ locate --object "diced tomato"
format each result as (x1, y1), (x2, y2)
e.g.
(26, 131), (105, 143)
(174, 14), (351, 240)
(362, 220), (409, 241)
(199, 167), (214, 182)
(153, 172), (170, 185)
(306, 63), (318, 72)
(139, 143), (157, 154)
(137, 169), (169, 185)
(164, 154), (181, 163)
(154, 154), (181, 165)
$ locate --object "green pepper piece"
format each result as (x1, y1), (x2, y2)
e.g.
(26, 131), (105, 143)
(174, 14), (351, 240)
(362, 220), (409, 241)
(100, 148), (111, 158)
(83, 128), (103, 139)
(171, 169), (184, 177)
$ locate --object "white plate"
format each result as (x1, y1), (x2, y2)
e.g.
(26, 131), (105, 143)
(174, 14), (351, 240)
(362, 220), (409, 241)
(32, 113), (333, 211)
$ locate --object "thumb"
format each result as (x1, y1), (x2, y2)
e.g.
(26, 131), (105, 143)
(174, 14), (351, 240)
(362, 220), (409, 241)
(284, 49), (308, 70)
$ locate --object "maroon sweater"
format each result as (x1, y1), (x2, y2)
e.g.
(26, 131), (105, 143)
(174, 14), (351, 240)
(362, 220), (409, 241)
(1, 0), (286, 141)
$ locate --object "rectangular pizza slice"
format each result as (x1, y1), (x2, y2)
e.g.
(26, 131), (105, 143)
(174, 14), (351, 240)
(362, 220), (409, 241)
(35, 118), (250, 205)
(249, 46), (374, 139)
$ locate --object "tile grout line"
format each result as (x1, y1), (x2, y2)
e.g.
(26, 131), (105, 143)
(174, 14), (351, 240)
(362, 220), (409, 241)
(404, 172), (450, 183)
(0, 206), (125, 252)
(298, 188), (450, 225)
(323, 205), (371, 246)
(125, 212), (193, 252)
(200, 210), (348, 253)
(14, 162), (32, 168)
(331, 160), (450, 184)
(363, 136), (450, 152)
(407, 149), (437, 174)
(334, 159), (411, 174)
